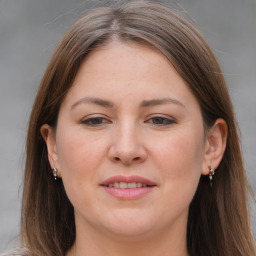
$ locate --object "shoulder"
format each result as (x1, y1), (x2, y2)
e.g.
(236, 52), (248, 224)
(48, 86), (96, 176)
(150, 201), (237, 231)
(0, 248), (31, 256)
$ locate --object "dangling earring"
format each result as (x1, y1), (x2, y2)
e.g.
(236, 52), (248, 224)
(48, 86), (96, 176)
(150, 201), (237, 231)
(52, 167), (58, 180)
(208, 166), (215, 187)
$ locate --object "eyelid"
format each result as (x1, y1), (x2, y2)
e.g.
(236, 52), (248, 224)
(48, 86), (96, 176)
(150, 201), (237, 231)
(81, 114), (111, 126)
(145, 114), (177, 126)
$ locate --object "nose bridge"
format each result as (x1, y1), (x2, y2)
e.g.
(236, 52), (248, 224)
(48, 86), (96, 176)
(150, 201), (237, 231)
(108, 119), (147, 165)
(117, 121), (138, 151)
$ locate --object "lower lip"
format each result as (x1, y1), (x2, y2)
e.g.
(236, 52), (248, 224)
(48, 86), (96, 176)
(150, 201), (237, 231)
(101, 186), (155, 200)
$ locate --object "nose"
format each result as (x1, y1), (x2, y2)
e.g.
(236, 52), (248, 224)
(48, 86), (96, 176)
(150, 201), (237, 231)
(108, 124), (147, 165)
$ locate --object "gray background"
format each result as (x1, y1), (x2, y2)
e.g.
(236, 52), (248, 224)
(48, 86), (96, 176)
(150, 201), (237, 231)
(0, 0), (255, 250)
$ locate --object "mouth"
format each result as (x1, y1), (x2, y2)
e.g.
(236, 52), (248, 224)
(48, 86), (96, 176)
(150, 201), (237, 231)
(100, 175), (157, 200)
(101, 182), (155, 189)
(100, 175), (157, 187)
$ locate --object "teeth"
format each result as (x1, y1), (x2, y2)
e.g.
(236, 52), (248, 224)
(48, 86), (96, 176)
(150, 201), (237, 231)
(127, 182), (136, 188)
(120, 182), (128, 189)
(137, 182), (142, 188)
(106, 182), (149, 188)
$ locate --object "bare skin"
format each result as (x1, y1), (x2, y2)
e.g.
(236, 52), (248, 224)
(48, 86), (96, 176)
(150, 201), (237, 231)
(41, 42), (227, 256)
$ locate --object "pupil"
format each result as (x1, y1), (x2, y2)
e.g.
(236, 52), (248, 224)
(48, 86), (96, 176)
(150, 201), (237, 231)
(153, 117), (163, 124)
(92, 118), (102, 124)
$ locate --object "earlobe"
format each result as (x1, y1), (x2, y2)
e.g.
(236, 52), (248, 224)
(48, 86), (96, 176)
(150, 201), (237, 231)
(40, 124), (61, 177)
(201, 118), (228, 175)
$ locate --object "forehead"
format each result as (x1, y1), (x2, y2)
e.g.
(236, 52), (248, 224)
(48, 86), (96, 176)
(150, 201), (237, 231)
(61, 41), (199, 111)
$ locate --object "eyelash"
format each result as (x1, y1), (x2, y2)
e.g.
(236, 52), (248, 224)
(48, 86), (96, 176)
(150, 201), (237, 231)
(146, 116), (176, 126)
(81, 116), (176, 127)
(81, 117), (110, 126)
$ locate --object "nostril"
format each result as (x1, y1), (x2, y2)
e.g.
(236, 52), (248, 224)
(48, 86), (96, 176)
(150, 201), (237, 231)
(113, 156), (141, 164)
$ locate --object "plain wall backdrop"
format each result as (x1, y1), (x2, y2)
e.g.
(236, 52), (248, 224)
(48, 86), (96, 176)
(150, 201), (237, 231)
(0, 0), (255, 250)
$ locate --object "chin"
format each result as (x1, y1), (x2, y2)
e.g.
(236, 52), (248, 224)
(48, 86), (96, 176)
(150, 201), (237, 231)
(97, 208), (160, 239)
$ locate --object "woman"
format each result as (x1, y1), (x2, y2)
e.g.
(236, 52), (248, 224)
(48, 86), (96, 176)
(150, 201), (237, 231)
(2, 1), (255, 256)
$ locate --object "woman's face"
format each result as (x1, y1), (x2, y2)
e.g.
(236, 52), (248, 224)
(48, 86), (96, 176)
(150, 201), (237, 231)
(43, 42), (211, 240)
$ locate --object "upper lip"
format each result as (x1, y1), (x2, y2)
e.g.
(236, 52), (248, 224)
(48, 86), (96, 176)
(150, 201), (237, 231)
(100, 175), (157, 186)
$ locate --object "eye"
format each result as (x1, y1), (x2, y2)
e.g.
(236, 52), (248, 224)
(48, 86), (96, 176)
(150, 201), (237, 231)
(81, 117), (110, 126)
(147, 116), (176, 126)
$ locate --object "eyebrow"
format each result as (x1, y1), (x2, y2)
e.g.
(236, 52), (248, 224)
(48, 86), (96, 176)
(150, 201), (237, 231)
(71, 97), (115, 110)
(139, 98), (186, 108)
(71, 97), (186, 110)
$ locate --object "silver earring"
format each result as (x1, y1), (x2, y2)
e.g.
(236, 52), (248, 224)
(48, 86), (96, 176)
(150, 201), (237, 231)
(209, 167), (215, 181)
(209, 166), (215, 187)
(52, 168), (58, 180)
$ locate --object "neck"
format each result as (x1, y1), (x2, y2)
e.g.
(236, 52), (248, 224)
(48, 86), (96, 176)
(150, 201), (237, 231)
(67, 215), (189, 256)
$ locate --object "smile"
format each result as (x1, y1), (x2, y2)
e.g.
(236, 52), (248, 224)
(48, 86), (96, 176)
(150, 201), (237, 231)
(102, 182), (153, 188)
(100, 175), (157, 199)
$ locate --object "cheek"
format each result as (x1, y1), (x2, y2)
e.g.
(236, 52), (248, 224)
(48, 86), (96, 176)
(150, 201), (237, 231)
(56, 130), (106, 182)
(150, 129), (205, 201)
(55, 131), (108, 212)
(154, 133), (203, 170)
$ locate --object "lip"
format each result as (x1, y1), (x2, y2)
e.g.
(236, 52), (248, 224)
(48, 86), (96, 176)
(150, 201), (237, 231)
(100, 175), (157, 200)
(100, 175), (157, 186)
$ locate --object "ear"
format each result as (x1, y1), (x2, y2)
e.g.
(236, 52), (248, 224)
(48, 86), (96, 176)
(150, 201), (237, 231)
(40, 124), (61, 178)
(201, 118), (228, 175)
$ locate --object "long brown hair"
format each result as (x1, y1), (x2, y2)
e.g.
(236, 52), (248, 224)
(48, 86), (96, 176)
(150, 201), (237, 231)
(20, 1), (255, 256)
